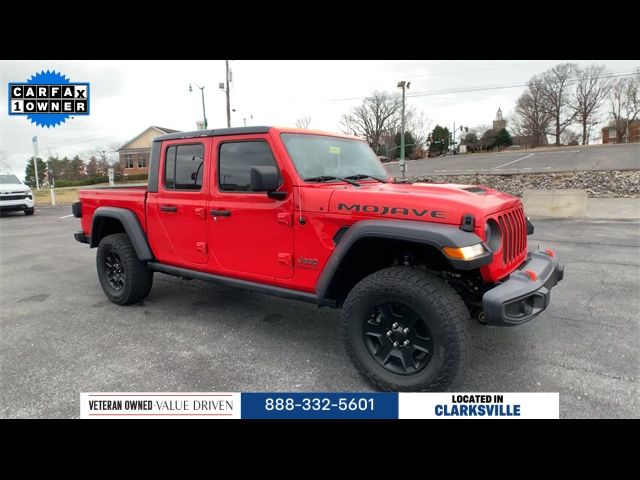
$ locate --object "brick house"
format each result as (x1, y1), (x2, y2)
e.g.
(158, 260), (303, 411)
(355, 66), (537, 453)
(602, 120), (640, 144)
(119, 126), (180, 176)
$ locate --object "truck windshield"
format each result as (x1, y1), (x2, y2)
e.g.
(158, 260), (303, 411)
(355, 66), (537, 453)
(0, 174), (20, 184)
(281, 133), (388, 182)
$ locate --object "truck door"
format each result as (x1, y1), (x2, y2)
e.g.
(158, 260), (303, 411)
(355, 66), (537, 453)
(208, 135), (294, 280)
(146, 139), (209, 266)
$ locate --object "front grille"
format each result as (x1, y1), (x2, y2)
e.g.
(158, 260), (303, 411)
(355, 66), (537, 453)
(0, 194), (28, 201)
(497, 206), (527, 266)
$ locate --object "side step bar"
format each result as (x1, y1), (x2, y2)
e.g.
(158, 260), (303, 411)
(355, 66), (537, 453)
(147, 262), (336, 307)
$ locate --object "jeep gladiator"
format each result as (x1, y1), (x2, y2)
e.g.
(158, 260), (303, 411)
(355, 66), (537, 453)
(73, 126), (564, 391)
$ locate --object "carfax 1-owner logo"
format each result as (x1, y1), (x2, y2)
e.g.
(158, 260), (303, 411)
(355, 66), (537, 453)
(8, 70), (90, 128)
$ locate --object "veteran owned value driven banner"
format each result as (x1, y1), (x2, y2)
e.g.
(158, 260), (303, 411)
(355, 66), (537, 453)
(81, 392), (559, 419)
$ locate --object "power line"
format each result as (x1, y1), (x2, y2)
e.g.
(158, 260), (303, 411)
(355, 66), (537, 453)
(399, 61), (559, 79)
(325, 70), (639, 103)
(406, 70), (638, 99)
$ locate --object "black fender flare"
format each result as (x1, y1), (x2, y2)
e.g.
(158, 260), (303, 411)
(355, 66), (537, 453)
(89, 207), (153, 261)
(315, 219), (490, 300)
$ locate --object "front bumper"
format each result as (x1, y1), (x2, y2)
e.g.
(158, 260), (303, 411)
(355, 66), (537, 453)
(482, 250), (564, 326)
(0, 197), (34, 212)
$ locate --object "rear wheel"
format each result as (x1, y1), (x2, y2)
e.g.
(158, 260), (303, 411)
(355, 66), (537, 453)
(97, 233), (153, 305)
(343, 267), (468, 391)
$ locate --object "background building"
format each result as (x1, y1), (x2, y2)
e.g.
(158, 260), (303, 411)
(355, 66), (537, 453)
(493, 107), (506, 131)
(119, 126), (180, 176)
(602, 120), (640, 144)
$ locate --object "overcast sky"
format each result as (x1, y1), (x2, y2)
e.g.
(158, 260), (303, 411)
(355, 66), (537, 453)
(1, 60), (638, 179)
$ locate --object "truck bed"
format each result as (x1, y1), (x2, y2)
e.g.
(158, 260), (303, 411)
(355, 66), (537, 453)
(78, 186), (147, 236)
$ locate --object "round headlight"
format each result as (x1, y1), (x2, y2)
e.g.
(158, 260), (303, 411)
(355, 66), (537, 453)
(484, 219), (502, 252)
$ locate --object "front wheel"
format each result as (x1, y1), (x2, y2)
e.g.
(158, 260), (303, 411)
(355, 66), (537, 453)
(24, 208), (34, 215)
(342, 267), (468, 392)
(97, 233), (153, 305)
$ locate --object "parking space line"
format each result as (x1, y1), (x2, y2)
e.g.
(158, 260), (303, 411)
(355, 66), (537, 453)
(494, 153), (535, 169)
(59, 214), (73, 219)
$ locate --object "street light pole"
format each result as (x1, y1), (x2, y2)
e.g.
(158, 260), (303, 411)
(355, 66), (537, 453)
(189, 83), (208, 130)
(225, 60), (231, 128)
(397, 80), (410, 180)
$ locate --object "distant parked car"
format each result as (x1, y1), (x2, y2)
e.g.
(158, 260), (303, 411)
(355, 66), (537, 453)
(0, 174), (35, 216)
(377, 155), (392, 163)
(508, 145), (522, 149)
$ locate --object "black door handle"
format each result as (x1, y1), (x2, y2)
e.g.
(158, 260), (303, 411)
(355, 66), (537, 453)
(210, 209), (231, 217)
(160, 205), (178, 212)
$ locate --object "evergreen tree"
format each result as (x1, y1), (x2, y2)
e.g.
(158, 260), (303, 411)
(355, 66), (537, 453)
(495, 128), (513, 147)
(69, 155), (86, 180)
(393, 131), (416, 158)
(428, 125), (450, 155)
(87, 156), (99, 177)
(481, 129), (497, 150)
(24, 157), (47, 187)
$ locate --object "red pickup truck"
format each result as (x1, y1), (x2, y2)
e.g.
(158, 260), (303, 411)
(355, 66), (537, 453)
(73, 126), (563, 391)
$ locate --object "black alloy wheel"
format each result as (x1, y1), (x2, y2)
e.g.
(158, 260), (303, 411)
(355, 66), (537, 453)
(363, 302), (434, 375)
(104, 251), (125, 291)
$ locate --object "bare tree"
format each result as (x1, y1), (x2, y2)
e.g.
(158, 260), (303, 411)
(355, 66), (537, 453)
(512, 77), (554, 147)
(405, 108), (432, 145)
(560, 129), (581, 146)
(387, 107), (432, 145)
(0, 150), (11, 173)
(570, 64), (611, 145)
(538, 63), (579, 146)
(339, 91), (402, 152)
(609, 70), (640, 142)
(295, 115), (311, 129)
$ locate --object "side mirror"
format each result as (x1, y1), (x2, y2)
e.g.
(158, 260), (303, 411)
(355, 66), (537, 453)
(250, 166), (285, 199)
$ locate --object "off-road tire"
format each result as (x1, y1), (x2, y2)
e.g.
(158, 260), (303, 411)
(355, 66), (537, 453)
(24, 208), (34, 215)
(97, 233), (153, 305)
(343, 267), (468, 391)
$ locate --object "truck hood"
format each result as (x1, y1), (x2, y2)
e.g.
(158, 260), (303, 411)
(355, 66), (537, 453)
(0, 183), (30, 193)
(324, 182), (521, 224)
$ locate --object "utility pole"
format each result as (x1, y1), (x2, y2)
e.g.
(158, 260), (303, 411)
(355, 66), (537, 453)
(225, 60), (231, 127)
(31, 136), (40, 189)
(452, 122), (455, 155)
(397, 80), (410, 180)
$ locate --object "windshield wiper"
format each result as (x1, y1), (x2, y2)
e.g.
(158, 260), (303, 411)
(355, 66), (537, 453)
(343, 174), (387, 183)
(304, 175), (361, 186)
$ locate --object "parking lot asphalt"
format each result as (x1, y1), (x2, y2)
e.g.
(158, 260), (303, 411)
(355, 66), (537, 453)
(1, 206), (638, 418)
(385, 143), (640, 176)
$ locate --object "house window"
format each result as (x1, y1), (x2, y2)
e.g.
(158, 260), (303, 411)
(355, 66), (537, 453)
(125, 154), (134, 168)
(137, 153), (147, 168)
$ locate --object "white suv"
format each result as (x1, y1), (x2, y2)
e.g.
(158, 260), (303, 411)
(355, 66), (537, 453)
(0, 174), (35, 216)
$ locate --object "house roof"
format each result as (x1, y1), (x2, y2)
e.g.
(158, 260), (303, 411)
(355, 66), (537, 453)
(603, 119), (640, 129)
(151, 126), (181, 134)
(119, 126), (181, 151)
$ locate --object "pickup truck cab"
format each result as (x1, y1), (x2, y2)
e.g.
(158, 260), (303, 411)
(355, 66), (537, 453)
(73, 126), (563, 391)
